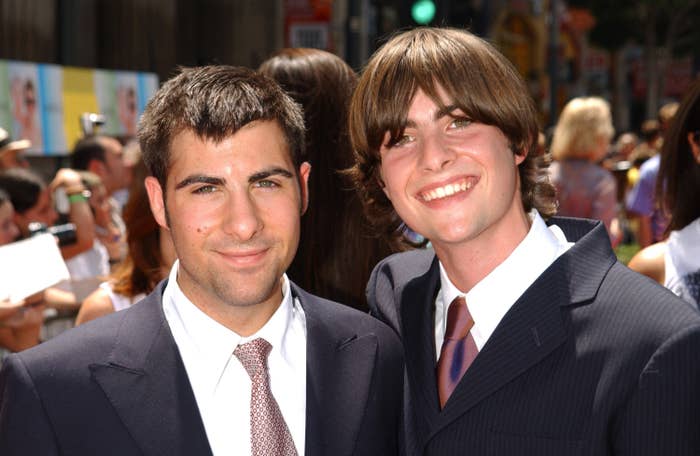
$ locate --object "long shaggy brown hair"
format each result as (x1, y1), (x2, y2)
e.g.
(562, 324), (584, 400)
(348, 27), (556, 245)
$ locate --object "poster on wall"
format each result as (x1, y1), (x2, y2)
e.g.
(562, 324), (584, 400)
(0, 59), (158, 156)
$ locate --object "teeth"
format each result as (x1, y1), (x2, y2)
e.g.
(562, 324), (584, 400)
(421, 181), (474, 202)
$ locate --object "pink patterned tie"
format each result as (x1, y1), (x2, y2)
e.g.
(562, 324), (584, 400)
(436, 296), (479, 409)
(234, 338), (298, 456)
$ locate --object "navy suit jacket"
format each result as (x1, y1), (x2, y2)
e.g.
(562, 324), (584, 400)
(368, 217), (700, 455)
(0, 281), (404, 455)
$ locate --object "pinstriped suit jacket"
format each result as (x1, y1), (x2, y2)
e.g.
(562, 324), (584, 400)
(368, 217), (700, 455)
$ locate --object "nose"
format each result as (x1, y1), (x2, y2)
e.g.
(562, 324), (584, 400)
(223, 191), (263, 241)
(418, 133), (455, 172)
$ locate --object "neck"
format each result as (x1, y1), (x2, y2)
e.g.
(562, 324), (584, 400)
(434, 207), (531, 293)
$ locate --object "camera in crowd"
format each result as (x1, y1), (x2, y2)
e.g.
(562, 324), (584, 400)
(28, 222), (77, 247)
(79, 112), (106, 136)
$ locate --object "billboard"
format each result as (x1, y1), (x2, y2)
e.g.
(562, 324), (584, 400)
(0, 60), (158, 156)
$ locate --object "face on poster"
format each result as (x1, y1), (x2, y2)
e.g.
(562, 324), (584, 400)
(1, 59), (158, 155)
(94, 71), (139, 139)
(8, 62), (42, 153)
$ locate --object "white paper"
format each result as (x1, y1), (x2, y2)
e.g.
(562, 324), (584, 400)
(0, 233), (70, 304)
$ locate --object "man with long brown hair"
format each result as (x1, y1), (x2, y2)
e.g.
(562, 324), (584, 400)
(350, 27), (700, 455)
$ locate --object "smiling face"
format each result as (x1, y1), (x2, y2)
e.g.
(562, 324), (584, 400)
(145, 121), (309, 333)
(379, 87), (530, 275)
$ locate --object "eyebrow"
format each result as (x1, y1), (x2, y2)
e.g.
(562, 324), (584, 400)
(436, 104), (462, 119)
(249, 167), (294, 183)
(174, 175), (225, 190)
(174, 167), (295, 190)
(402, 104), (463, 130)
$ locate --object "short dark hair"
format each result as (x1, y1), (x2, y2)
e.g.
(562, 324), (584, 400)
(138, 65), (306, 188)
(0, 188), (9, 206)
(0, 168), (45, 214)
(72, 136), (108, 170)
(348, 28), (556, 244)
(657, 78), (700, 232)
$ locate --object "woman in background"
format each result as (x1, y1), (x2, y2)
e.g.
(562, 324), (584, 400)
(260, 48), (398, 311)
(76, 160), (176, 324)
(629, 79), (700, 308)
(549, 96), (621, 245)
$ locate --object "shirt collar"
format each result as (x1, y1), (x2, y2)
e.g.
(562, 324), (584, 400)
(438, 211), (572, 348)
(162, 260), (296, 389)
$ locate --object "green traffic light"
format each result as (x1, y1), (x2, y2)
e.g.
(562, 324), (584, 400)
(411, 0), (436, 25)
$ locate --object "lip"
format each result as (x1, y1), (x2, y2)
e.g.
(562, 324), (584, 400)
(215, 247), (269, 268)
(416, 176), (479, 204)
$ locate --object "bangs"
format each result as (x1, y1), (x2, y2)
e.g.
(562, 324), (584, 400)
(360, 27), (536, 154)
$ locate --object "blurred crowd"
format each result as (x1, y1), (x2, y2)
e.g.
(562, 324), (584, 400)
(0, 125), (178, 361)
(1, 51), (698, 365)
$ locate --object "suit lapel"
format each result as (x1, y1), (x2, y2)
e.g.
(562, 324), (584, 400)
(90, 283), (212, 456)
(430, 262), (570, 435)
(298, 285), (378, 456)
(427, 218), (616, 440)
(399, 257), (442, 446)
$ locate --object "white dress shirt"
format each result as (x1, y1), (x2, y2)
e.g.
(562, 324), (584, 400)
(162, 261), (307, 455)
(434, 211), (573, 359)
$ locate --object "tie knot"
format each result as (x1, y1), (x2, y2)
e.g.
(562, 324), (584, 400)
(234, 338), (272, 379)
(444, 296), (474, 340)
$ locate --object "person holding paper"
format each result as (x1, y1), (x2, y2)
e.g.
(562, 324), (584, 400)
(0, 189), (44, 363)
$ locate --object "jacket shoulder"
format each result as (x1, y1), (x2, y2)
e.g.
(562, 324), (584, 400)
(370, 248), (436, 291)
(293, 284), (402, 349)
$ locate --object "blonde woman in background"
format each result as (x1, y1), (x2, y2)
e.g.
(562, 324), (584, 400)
(549, 97), (621, 246)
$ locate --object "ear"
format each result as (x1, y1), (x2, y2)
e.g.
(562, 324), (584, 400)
(298, 162), (311, 215)
(375, 168), (391, 201)
(87, 158), (106, 176)
(688, 132), (700, 163)
(512, 139), (528, 166)
(144, 176), (168, 229)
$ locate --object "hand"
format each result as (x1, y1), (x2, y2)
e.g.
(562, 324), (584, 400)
(0, 291), (45, 328)
(50, 168), (85, 195)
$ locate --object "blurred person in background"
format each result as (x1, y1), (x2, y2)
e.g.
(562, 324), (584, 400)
(72, 135), (128, 260)
(0, 189), (20, 244)
(52, 171), (116, 310)
(0, 168), (97, 328)
(626, 102), (679, 247)
(259, 48), (398, 311)
(76, 161), (176, 325)
(0, 189), (44, 363)
(0, 127), (31, 171)
(72, 135), (129, 201)
(549, 96), (621, 246)
(79, 171), (123, 265)
(629, 80), (700, 308)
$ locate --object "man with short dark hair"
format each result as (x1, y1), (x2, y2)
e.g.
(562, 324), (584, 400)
(72, 135), (128, 262)
(72, 135), (129, 198)
(0, 66), (404, 456)
(349, 27), (700, 455)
